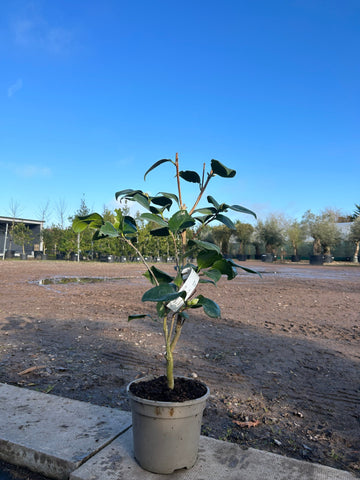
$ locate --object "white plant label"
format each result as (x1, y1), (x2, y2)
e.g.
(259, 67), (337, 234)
(167, 268), (199, 312)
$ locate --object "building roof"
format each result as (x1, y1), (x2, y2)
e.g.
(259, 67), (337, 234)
(0, 216), (44, 225)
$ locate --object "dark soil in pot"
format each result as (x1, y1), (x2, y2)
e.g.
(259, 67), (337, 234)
(129, 375), (207, 402)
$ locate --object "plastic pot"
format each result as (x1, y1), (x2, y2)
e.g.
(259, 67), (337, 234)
(127, 376), (209, 474)
(261, 253), (274, 263)
(310, 255), (324, 265)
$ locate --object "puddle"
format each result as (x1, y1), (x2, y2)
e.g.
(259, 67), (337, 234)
(37, 276), (126, 286)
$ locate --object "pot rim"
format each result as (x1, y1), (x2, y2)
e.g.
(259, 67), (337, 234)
(127, 375), (210, 407)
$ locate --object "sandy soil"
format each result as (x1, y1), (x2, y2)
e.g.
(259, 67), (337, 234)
(0, 259), (359, 477)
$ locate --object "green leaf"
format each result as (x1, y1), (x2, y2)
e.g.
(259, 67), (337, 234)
(123, 216), (137, 235)
(140, 213), (168, 227)
(211, 159), (236, 178)
(199, 278), (216, 286)
(216, 214), (236, 230)
(226, 259), (262, 277)
(149, 206), (160, 214)
(207, 196), (220, 209)
(196, 295), (221, 318)
(179, 170), (201, 184)
(150, 227), (170, 236)
(158, 192), (180, 207)
(143, 266), (174, 285)
(229, 204), (257, 219)
(173, 271), (183, 288)
(178, 310), (189, 320)
(204, 268), (222, 283)
(99, 221), (120, 238)
(132, 192), (151, 211)
(157, 302), (166, 318)
(197, 250), (222, 269)
(193, 207), (217, 215)
(115, 189), (139, 199)
(212, 258), (237, 280)
(144, 159), (173, 180)
(72, 213), (104, 233)
(151, 196), (173, 210)
(168, 210), (195, 233)
(187, 239), (220, 253)
(142, 284), (185, 303)
(128, 314), (152, 321)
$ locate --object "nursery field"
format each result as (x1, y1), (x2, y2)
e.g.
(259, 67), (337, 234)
(0, 260), (359, 477)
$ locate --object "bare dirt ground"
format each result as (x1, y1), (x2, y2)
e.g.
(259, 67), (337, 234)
(0, 259), (359, 477)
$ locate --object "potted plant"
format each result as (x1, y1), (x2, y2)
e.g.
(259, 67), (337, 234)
(11, 222), (34, 259)
(73, 154), (258, 474)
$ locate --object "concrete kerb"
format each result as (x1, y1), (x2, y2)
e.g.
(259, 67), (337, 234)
(0, 383), (356, 480)
(0, 383), (131, 479)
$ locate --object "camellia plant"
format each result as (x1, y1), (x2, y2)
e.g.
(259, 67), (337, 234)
(73, 154), (258, 390)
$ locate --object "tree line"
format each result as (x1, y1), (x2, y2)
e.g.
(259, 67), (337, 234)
(7, 201), (360, 263)
(38, 202), (360, 263)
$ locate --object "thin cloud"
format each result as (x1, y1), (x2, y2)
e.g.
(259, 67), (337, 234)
(8, 78), (23, 97)
(14, 164), (52, 178)
(12, 12), (72, 53)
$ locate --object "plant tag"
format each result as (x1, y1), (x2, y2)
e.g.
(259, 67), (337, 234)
(167, 268), (199, 312)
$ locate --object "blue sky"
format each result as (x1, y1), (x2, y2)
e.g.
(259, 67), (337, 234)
(1, 0), (359, 226)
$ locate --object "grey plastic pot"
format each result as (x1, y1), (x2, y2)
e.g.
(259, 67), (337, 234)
(127, 376), (210, 474)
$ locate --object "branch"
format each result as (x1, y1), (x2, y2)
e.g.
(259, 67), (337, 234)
(189, 171), (213, 215)
(123, 236), (159, 286)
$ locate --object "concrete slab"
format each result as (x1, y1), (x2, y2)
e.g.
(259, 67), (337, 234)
(0, 383), (131, 480)
(70, 428), (356, 480)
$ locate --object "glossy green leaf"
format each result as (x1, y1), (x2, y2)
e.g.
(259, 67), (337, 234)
(123, 216), (137, 235)
(193, 215), (212, 224)
(204, 268), (222, 283)
(216, 214), (236, 230)
(157, 302), (166, 318)
(179, 170), (201, 184)
(207, 196), (220, 209)
(159, 192), (180, 206)
(193, 207), (217, 215)
(211, 159), (236, 178)
(212, 258), (237, 280)
(128, 314), (152, 321)
(140, 213), (168, 227)
(168, 210), (195, 233)
(227, 259), (261, 277)
(72, 213), (104, 233)
(143, 266), (174, 285)
(187, 239), (220, 253)
(196, 295), (221, 318)
(115, 189), (140, 199)
(199, 278), (216, 286)
(142, 284), (185, 303)
(99, 221), (120, 237)
(149, 206), (160, 214)
(197, 250), (222, 269)
(228, 204), (257, 219)
(150, 227), (170, 236)
(178, 311), (189, 320)
(144, 159), (173, 180)
(151, 196), (173, 210)
(132, 192), (151, 211)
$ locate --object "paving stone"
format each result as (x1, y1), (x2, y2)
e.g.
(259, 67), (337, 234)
(70, 428), (356, 480)
(0, 383), (131, 480)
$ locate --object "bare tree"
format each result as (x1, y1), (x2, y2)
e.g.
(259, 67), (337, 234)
(37, 200), (51, 224)
(8, 198), (22, 219)
(56, 199), (68, 228)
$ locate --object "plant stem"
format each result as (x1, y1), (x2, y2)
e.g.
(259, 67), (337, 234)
(189, 171), (213, 215)
(123, 236), (159, 286)
(163, 314), (174, 389)
(170, 318), (183, 353)
(175, 152), (183, 209)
